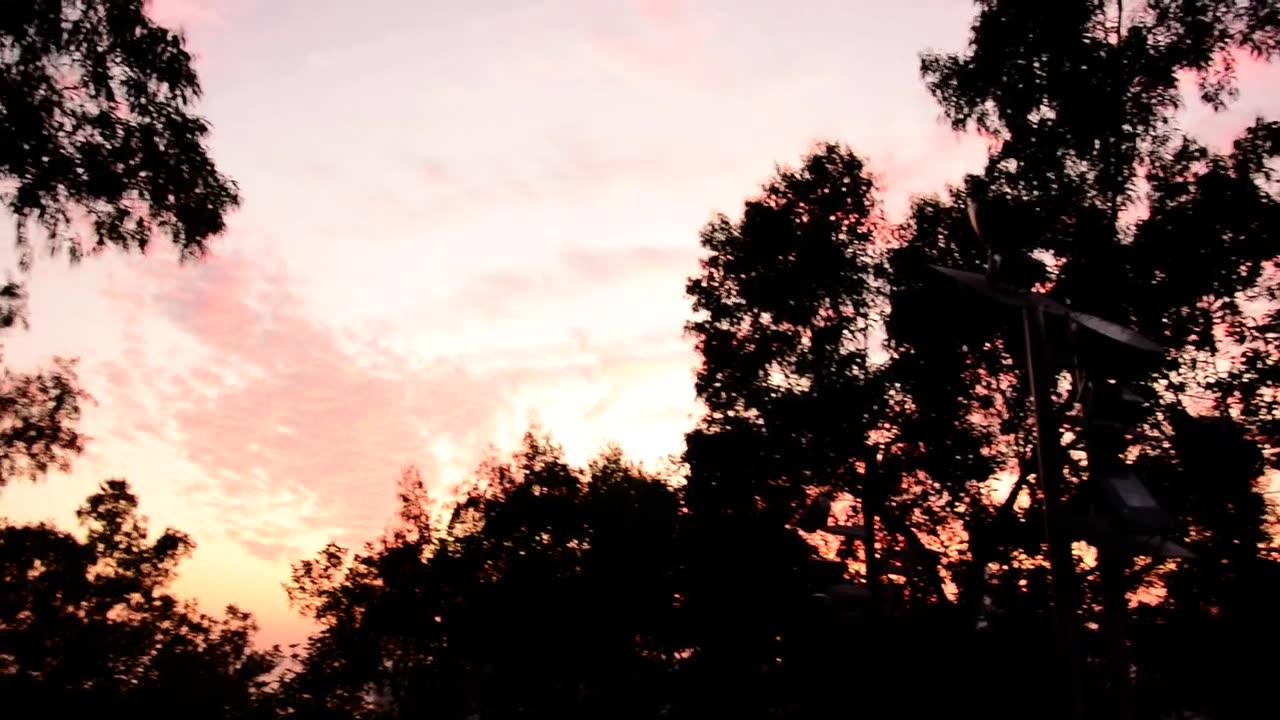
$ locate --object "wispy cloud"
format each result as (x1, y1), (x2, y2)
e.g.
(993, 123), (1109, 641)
(634, 0), (686, 26)
(96, 245), (698, 560)
(580, 0), (717, 88)
(98, 252), (520, 556)
(147, 0), (222, 28)
(874, 129), (990, 219)
(433, 244), (700, 325)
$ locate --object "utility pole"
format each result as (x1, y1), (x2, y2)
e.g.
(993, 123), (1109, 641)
(1021, 304), (1088, 720)
(931, 197), (1167, 719)
(862, 450), (884, 616)
(1097, 530), (1134, 720)
(928, 266), (1095, 720)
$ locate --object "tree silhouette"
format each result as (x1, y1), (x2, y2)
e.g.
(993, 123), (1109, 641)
(281, 432), (687, 719)
(0, 279), (86, 490)
(0, 354), (87, 487)
(0, 479), (279, 718)
(675, 3), (1280, 717)
(680, 143), (895, 716)
(681, 140), (1027, 718)
(0, 0), (238, 489)
(897, 1), (1280, 716)
(1, 0), (239, 265)
(685, 143), (885, 518)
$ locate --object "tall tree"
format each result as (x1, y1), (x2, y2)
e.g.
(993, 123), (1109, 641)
(679, 3), (1280, 716)
(903, 1), (1280, 715)
(682, 144), (881, 702)
(686, 143), (885, 511)
(680, 143), (989, 716)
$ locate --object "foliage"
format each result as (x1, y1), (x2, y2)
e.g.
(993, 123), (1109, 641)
(901, 1), (1280, 716)
(0, 275), (87, 491)
(0, 355), (88, 487)
(1, 0), (239, 265)
(0, 479), (280, 718)
(672, 2), (1280, 717)
(0, 0), (238, 490)
(280, 434), (687, 719)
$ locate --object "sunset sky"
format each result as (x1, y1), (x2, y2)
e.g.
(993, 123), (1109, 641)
(2, 0), (1278, 649)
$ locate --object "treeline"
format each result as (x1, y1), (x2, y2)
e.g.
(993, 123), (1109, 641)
(4, 1), (1280, 719)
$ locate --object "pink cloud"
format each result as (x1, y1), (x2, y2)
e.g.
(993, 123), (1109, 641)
(635, 0), (687, 27)
(96, 359), (150, 445)
(440, 244), (699, 323)
(146, 0), (221, 28)
(547, 135), (741, 190)
(396, 137), (744, 225)
(872, 130), (990, 220)
(581, 0), (717, 88)
(100, 360), (132, 390)
(420, 158), (456, 187)
(95, 253), (519, 553)
(97, 246), (701, 559)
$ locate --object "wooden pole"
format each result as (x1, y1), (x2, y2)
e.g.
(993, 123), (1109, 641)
(863, 452), (884, 616)
(1021, 305), (1087, 720)
(1098, 534), (1134, 719)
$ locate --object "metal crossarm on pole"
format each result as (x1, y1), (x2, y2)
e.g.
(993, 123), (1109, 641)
(928, 254), (1177, 720)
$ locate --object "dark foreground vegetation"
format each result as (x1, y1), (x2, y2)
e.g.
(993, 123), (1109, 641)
(3, 2), (1279, 718)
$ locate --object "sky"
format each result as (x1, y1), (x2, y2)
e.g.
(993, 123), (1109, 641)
(1, 0), (1278, 649)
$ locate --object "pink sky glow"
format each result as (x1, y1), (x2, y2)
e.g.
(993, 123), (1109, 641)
(1, 0), (1277, 648)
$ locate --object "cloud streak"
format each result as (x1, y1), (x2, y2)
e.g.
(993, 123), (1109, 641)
(147, 0), (222, 28)
(98, 245), (698, 560)
(435, 243), (701, 325)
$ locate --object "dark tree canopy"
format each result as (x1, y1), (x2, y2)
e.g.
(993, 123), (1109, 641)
(685, 142), (886, 518)
(0, 479), (279, 718)
(281, 433), (689, 719)
(674, 2), (1280, 718)
(1, 0), (239, 266)
(912, 0), (1280, 548)
(0, 0), (236, 490)
(900, 1), (1280, 716)
(0, 355), (87, 487)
